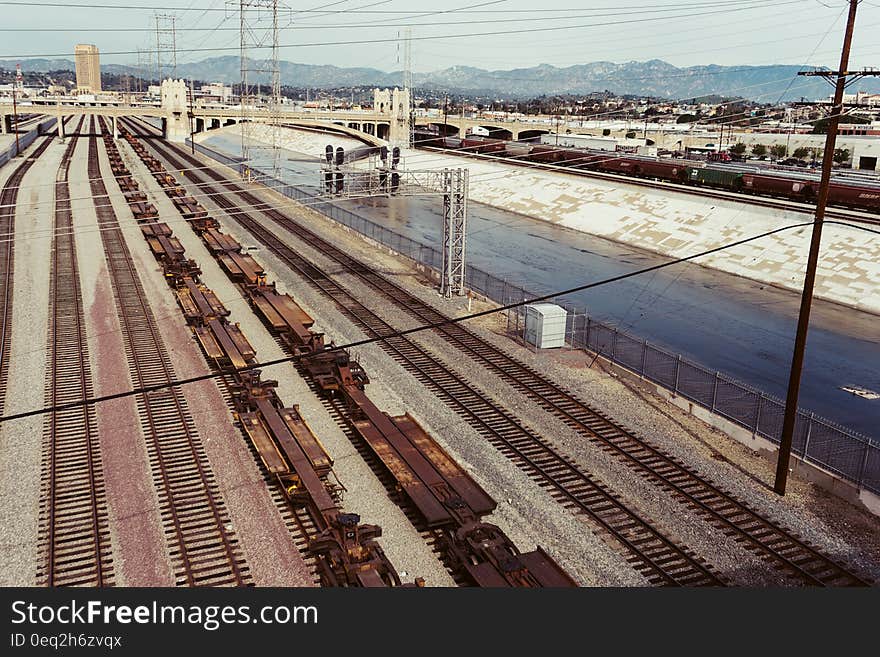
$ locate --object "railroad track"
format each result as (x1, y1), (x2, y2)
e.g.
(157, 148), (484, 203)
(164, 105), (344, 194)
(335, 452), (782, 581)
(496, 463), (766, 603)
(139, 122), (872, 586)
(205, 155), (872, 587)
(420, 146), (880, 227)
(136, 128), (724, 587)
(288, 355), (464, 586)
(296, 235), (874, 587)
(151, 127), (870, 587)
(89, 117), (251, 586)
(36, 116), (116, 587)
(206, 183), (870, 588)
(0, 135), (54, 416)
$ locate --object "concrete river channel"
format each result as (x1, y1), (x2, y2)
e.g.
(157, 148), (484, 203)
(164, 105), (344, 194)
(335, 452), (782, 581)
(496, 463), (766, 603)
(201, 132), (880, 440)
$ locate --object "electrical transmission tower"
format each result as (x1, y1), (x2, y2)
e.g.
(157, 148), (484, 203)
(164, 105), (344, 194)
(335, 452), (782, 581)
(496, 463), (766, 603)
(154, 13), (177, 81)
(136, 47), (151, 92)
(229, 1), (289, 181)
(402, 27), (414, 147)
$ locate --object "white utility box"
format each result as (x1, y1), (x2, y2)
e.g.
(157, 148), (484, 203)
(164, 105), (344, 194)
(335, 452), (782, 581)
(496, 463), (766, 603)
(524, 303), (567, 349)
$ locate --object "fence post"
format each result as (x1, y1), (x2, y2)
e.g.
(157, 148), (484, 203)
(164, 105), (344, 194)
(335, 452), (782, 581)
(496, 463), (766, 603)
(611, 328), (618, 360)
(711, 372), (720, 411)
(856, 440), (870, 490)
(641, 340), (648, 377)
(754, 392), (764, 437)
(673, 354), (681, 395)
(585, 316), (592, 350)
(802, 412), (815, 457)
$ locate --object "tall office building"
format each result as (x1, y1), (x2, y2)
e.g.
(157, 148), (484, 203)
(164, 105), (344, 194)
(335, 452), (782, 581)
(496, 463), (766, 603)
(74, 44), (101, 93)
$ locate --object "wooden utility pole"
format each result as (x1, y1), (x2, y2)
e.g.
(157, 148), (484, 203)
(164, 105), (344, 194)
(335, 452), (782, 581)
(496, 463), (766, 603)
(774, 0), (871, 495)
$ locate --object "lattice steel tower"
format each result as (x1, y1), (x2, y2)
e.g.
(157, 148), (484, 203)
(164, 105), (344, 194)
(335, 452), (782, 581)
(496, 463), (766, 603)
(230, 1), (288, 180)
(401, 27), (414, 147)
(154, 13), (177, 81)
(440, 168), (468, 297)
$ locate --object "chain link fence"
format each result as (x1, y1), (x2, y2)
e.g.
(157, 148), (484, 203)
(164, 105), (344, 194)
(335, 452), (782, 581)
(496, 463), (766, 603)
(191, 140), (880, 496)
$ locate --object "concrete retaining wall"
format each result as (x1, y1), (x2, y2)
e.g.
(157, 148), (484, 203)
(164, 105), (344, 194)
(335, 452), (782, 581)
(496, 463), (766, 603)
(402, 148), (880, 315)
(0, 117), (57, 168)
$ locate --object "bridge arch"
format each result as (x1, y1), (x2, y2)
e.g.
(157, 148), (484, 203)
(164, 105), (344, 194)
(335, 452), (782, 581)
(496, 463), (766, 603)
(424, 122), (459, 136)
(476, 125), (513, 140)
(518, 129), (550, 142)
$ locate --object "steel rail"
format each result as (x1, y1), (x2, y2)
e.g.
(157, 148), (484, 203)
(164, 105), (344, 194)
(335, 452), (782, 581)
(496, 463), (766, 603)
(88, 117), (249, 586)
(134, 126), (724, 587)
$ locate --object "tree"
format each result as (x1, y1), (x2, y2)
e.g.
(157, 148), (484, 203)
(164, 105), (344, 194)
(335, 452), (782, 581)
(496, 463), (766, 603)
(677, 113), (697, 124)
(602, 128), (611, 136)
(729, 142), (747, 155)
(792, 147), (810, 159)
(770, 144), (788, 159)
(625, 130), (637, 138)
(833, 148), (850, 164)
(751, 143), (767, 157)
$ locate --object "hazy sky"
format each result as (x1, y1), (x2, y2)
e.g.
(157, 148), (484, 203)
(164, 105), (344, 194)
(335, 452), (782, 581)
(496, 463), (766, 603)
(1, 0), (878, 79)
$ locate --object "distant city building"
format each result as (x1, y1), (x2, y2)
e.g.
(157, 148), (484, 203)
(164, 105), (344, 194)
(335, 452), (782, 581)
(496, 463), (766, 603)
(832, 90), (880, 107)
(199, 82), (233, 103)
(74, 44), (101, 93)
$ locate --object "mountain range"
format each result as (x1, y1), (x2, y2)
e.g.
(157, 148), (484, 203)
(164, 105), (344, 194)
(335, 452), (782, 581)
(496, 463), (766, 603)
(3, 56), (879, 101)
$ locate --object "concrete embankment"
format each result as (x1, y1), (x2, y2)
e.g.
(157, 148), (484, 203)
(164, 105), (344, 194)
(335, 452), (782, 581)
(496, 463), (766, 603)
(399, 149), (880, 316)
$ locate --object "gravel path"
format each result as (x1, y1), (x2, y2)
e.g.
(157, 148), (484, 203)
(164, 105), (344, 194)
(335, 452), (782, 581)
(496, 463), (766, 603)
(0, 136), (63, 585)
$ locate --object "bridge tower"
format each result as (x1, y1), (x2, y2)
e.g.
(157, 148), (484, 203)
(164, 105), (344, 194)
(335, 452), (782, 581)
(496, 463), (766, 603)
(161, 78), (190, 142)
(389, 87), (411, 147)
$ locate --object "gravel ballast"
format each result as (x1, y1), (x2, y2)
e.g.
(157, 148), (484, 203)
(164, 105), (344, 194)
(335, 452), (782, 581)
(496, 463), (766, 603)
(136, 142), (880, 586)
(108, 133), (313, 586)
(0, 136), (64, 585)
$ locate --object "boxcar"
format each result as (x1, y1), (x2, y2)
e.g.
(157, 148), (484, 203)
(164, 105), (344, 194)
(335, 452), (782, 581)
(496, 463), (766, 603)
(827, 182), (880, 211)
(689, 167), (743, 189)
(741, 173), (815, 200)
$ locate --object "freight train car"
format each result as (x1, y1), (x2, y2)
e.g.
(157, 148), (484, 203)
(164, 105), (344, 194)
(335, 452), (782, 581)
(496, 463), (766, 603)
(421, 137), (880, 213)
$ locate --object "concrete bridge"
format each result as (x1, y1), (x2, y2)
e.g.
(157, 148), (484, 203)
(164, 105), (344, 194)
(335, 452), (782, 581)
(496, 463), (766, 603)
(1, 79), (558, 145)
(0, 80), (397, 145)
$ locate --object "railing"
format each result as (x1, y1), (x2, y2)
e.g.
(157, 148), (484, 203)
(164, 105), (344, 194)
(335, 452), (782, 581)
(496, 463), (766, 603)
(192, 141), (880, 496)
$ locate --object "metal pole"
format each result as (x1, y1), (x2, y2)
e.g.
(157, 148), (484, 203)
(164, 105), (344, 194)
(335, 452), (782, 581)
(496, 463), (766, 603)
(774, 0), (859, 496)
(188, 78), (195, 154)
(12, 85), (20, 156)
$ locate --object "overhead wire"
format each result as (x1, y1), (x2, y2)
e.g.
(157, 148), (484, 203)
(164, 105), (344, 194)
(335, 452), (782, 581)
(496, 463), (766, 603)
(6, 217), (880, 425)
(0, 1), (819, 59)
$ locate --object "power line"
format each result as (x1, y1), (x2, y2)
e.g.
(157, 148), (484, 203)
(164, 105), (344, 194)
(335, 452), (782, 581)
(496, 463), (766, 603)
(0, 1), (795, 31)
(9, 217), (878, 425)
(0, 1), (813, 59)
(0, 0), (801, 13)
